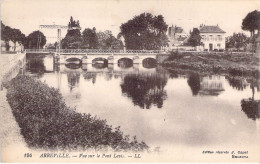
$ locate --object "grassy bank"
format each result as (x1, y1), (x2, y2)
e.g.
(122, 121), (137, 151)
(162, 52), (259, 78)
(5, 75), (148, 151)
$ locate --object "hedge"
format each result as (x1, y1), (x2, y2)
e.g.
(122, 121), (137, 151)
(5, 75), (148, 151)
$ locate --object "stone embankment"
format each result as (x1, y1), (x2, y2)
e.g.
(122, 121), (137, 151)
(0, 52), (26, 87)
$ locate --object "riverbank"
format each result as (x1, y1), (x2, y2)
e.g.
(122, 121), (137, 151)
(162, 52), (259, 78)
(0, 52), (26, 87)
(0, 88), (29, 162)
(4, 75), (148, 152)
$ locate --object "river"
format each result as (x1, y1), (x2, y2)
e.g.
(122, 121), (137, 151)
(25, 54), (260, 154)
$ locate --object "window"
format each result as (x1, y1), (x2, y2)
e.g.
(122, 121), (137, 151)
(217, 35), (222, 41)
(217, 43), (221, 47)
(209, 35), (213, 40)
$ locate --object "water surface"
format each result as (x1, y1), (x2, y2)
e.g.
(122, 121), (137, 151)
(26, 55), (260, 152)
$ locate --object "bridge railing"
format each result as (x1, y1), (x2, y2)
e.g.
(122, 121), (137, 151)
(25, 49), (164, 54)
(25, 49), (56, 53)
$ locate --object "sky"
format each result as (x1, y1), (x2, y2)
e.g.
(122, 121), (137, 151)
(1, 0), (259, 43)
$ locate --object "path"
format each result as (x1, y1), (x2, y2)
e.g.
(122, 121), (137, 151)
(0, 88), (29, 162)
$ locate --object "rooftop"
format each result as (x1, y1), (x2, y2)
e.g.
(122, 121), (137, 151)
(199, 25), (226, 33)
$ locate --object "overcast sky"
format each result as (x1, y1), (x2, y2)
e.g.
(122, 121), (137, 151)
(1, 0), (259, 43)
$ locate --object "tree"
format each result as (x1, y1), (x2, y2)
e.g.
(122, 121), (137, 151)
(242, 10), (260, 37)
(61, 16), (82, 49)
(10, 28), (26, 51)
(81, 27), (99, 49)
(120, 13), (168, 50)
(187, 28), (201, 47)
(24, 31), (47, 49)
(1, 21), (26, 51)
(97, 30), (123, 49)
(226, 33), (248, 51)
(1, 22), (11, 51)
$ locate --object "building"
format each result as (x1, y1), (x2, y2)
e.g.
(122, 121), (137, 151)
(167, 25), (189, 49)
(1, 40), (24, 52)
(199, 25), (226, 51)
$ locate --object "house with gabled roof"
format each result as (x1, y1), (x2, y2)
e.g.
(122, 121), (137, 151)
(199, 24), (226, 51)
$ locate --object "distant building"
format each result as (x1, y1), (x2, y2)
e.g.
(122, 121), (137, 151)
(1, 40), (24, 52)
(199, 25), (226, 51)
(167, 25), (189, 49)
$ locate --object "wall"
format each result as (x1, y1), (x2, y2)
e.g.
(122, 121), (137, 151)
(200, 33), (225, 51)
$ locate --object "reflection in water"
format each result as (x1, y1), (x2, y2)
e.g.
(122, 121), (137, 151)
(199, 75), (224, 96)
(241, 99), (260, 120)
(187, 73), (226, 96)
(118, 58), (133, 68)
(26, 56), (46, 77)
(65, 63), (81, 69)
(83, 72), (97, 84)
(143, 58), (157, 68)
(66, 57), (81, 64)
(187, 73), (200, 96)
(226, 76), (249, 91)
(104, 73), (113, 81)
(168, 70), (179, 79)
(120, 73), (168, 109)
(26, 55), (54, 78)
(92, 63), (108, 69)
(67, 72), (80, 91)
(25, 54), (260, 153)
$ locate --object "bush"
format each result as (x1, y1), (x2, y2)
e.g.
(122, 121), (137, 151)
(241, 99), (260, 120)
(167, 51), (183, 60)
(6, 75), (149, 151)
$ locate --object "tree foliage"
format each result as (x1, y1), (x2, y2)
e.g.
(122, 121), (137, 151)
(61, 16), (82, 49)
(97, 30), (123, 49)
(81, 27), (99, 49)
(187, 28), (201, 47)
(1, 21), (26, 51)
(242, 10), (260, 36)
(226, 33), (248, 50)
(24, 31), (47, 49)
(120, 13), (168, 50)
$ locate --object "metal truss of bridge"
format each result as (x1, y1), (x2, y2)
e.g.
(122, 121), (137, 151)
(25, 49), (164, 64)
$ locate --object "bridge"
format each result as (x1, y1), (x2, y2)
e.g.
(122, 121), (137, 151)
(25, 49), (167, 64)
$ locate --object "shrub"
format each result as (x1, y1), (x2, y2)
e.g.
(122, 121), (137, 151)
(168, 51), (183, 60)
(241, 99), (260, 120)
(6, 75), (149, 151)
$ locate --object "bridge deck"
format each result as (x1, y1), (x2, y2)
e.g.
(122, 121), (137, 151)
(25, 49), (165, 54)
